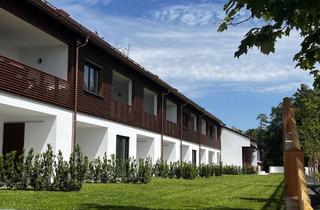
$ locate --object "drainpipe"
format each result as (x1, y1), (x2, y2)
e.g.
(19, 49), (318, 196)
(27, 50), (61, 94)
(161, 90), (170, 160)
(72, 35), (90, 151)
(198, 110), (205, 166)
(180, 101), (188, 162)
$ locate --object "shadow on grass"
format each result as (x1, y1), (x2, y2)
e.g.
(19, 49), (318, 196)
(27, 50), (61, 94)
(78, 204), (253, 210)
(236, 179), (285, 210)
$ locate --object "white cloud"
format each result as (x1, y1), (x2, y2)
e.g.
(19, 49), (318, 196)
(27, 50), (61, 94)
(150, 3), (224, 26)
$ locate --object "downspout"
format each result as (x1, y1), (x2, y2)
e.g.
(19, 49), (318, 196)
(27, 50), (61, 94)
(198, 110), (205, 166)
(161, 90), (170, 160)
(72, 35), (90, 151)
(180, 101), (188, 162)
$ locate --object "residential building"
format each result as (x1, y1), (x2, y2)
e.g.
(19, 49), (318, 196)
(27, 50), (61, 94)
(0, 0), (223, 165)
(221, 127), (261, 167)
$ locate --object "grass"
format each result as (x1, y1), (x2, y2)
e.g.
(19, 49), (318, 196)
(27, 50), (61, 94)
(0, 174), (284, 210)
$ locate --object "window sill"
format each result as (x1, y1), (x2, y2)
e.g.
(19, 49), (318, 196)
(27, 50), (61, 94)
(84, 90), (104, 99)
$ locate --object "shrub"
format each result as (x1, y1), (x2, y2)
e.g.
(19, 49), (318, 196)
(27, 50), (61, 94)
(100, 153), (109, 183)
(4, 151), (17, 188)
(14, 152), (26, 190)
(23, 149), (34, 188)
(153, 160), (170, 178)
(41, 145), (54, 190)
(31, 154), (42, 191)
(52, 151), (69, 191)
(181, 162), (197, 179)
(108, 155), (117, 183)
(243, 164), (257, 174)
(135, 158), (152, 184)
(69, 145), (88, 191)
(223, 165), (242, 175)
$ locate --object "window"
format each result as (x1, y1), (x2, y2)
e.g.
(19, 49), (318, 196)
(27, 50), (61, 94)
(182, 112), (189, 129)
(116, 135), (129, 161)
(190, 114), (197, 131)
(192, 150), (197, 165)
(84, 62), (100, 94)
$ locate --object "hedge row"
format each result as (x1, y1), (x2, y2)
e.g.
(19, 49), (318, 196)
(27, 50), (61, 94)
(0, 145), (257, 191)
(0, 145), (87, 191)
(86, 154), (152, 184)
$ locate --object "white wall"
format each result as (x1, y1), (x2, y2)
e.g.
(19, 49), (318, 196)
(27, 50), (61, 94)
(0, 91), (73, 157)
(0, 42), (68, 80)
(200, 148), (208, 164)
(77, 113), (162, 162)
(19, 46), (68, 80)
(77, 127), (108, 160)
(163, 136), (180, 163)
(112, 72), (132, 105)
(269, 166), (284, 173)
(136, 137), (155, 162)
(24, 116), (56, 154)
(221, 128), (251, 166)
(166, 100), (177, 123)
(0, 39), (19, 60)
(143, 88), (157, 116)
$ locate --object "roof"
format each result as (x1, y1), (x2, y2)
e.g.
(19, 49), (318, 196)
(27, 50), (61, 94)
(223, 126), (257, 143)
(26, 0), (224, 125)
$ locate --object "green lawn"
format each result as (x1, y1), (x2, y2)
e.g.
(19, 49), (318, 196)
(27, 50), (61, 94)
(0, 174), (284, 210)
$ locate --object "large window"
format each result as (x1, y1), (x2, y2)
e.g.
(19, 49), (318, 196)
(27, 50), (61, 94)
(116, 135), (129, 161)
(84, 61), (100, 94)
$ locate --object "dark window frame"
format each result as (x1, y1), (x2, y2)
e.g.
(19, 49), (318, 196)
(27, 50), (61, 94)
(192, 150), (197, 165)
(84, 60), (102, 95)
(116, 135), (129, 161)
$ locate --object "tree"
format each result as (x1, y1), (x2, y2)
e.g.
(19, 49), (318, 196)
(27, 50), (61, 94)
(246, 106), (283, 171)
(293, 84), (320, 173)
(218, 0), (320, 87)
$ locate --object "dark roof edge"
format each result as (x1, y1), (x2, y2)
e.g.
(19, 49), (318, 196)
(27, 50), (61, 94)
(28, 0), (224, 125)
(223, 126), (257, 142)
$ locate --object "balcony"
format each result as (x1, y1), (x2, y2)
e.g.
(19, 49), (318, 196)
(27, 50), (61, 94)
(108, 98), (161, 133)
(182, 128), (199, 144)
(200, 134), (221, 149)
(164, 120), (180, 138)
(0, 54), (73, 108)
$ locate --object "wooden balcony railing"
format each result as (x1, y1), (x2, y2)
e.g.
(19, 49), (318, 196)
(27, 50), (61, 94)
(164, 120), (180, 138)
(182, 129), (199, 144)
(106, 98), (161, 133)
(0, 54), (73, 109)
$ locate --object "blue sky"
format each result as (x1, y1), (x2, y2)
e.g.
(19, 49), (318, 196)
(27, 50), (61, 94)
(50, 0), (313, 130)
